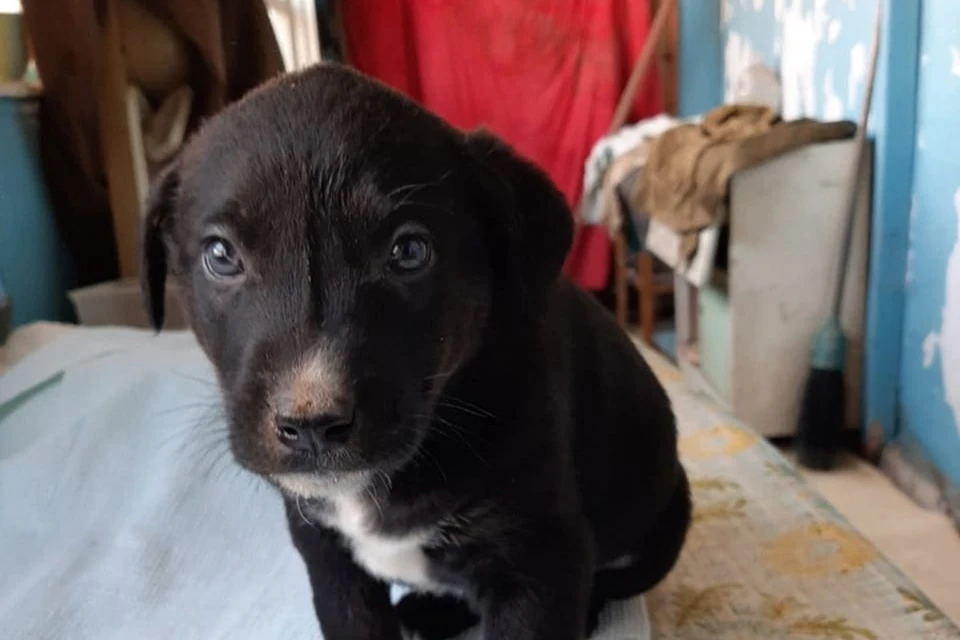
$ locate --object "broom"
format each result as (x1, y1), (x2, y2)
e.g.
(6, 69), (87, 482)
(796, 3), (883, 470)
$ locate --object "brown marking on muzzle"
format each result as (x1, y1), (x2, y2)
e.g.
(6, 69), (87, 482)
(274, 346), (351, 419)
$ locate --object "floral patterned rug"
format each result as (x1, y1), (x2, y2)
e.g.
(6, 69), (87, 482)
(641, 345), (959, 640)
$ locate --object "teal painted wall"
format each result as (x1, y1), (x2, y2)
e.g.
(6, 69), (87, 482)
(897, 1), (960, 483)
(678, 0), (724, 117)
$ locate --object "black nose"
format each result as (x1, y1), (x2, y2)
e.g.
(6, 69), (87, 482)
(275, 411), (354, 454)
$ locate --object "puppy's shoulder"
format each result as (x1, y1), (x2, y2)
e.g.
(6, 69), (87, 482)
(541, 278), (628, 350)
(543, 278), (667, 403)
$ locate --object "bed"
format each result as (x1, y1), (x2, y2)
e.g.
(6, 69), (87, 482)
(1, 323), (957, 640)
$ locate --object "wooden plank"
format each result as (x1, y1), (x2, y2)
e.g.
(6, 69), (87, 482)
(96, 0), (142, 279)
(653, 0), (679, 116)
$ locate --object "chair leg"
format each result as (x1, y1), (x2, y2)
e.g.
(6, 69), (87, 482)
(637, 252), (656, 345)
(614, 234), (628, 326)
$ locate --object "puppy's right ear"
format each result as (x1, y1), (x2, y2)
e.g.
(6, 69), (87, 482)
(140, 162), (180, 332)
(464, 131), (574, 312)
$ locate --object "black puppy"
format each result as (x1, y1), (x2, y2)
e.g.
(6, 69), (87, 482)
(141, 64), (690, 640)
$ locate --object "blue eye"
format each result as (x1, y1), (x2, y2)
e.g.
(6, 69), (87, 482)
(389, 234), (432, 274)
(203, 237), (244, 279)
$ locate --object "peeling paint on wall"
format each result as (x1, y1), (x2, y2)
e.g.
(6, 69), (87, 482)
(923, 332), (939, 369)
(724, 32), (762, 102)
(925, 190), (960, 433)
(942, 189), (960, 434)
(774, 0), (787, 21)
(822, 70), (844, 120)
(828, 20), (841, 44)
(724, 0), (875, 121)
(780, 0), (828, 118)
(847, 43), (866, 110)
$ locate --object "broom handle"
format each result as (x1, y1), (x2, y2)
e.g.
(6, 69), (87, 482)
(831, 2), (883, 319)
(608, 0), (675, 135)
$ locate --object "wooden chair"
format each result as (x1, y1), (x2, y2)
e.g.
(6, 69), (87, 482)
(614, 238), (675, 344)
(610, 0), (678, 345)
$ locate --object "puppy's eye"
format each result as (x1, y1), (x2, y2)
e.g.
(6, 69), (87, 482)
(388, 234), (432, 275)
(202, 237), (244, 279)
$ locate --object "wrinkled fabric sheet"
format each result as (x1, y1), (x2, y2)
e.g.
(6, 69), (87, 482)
(0, 327), (650, 639)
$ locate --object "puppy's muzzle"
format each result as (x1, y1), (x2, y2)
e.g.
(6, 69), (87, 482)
(272, 346), (354, 456)
(275, 407), (354, 455)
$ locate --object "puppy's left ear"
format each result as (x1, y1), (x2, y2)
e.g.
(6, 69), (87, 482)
(465, 131), (574, 309)
(140, 161), (180, 332)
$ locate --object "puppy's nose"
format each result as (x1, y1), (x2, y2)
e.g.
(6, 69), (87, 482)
(275, 410), (354, 454)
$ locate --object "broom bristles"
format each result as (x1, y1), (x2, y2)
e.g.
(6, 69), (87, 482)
(796, 367), (845, 470)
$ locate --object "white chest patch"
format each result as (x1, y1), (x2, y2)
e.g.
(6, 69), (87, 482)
(274, 473), (449, 593)
(321, 495), (438, 592)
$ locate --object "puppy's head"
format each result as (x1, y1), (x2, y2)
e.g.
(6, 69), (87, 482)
(141, 65), (572, 492)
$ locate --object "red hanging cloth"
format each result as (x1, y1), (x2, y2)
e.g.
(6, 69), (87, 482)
(341, 0), (663, 290)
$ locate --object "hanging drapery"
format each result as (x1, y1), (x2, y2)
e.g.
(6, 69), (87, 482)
(21, 0), (284, 286)
(340, 0), (663, 290)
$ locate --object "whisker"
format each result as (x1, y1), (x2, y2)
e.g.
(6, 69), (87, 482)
(296, 495), (319, 530)
(169, 370), (219, 388)
(211, 447), (241, 484)
(434, 401), (494, 420)
(422, 368), (460, 382)
(435, 423), (489, 467)
(438, 395), (497, 418)
(366, 483), (385, 523)
(408, 412), (491, 468)
(153, 402), (225, 420)
(415, 446), (450, 483)
(374, 469), (394, 492)
(199, 441), (233, 480)
(162, 417), (229, 451)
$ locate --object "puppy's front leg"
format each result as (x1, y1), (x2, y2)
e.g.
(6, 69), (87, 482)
(285, 501), (402, 640)
(480, 525), (593, 640)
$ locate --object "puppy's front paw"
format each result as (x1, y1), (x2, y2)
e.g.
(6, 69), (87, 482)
(395, 592), (479, 640)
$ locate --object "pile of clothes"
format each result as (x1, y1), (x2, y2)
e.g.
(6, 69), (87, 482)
(581, 104), (857, 260)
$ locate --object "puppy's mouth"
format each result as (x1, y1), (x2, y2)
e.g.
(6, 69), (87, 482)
(228, 408), (432, 482)
(270, 469), (372, 500)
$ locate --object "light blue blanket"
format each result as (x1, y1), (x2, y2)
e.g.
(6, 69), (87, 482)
(0, 328), (649, 639)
